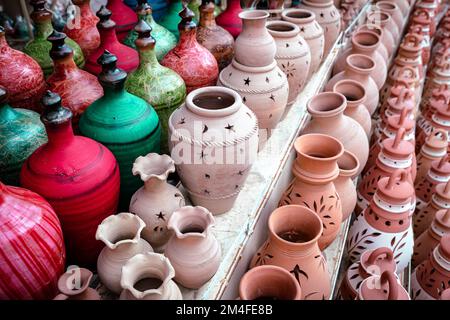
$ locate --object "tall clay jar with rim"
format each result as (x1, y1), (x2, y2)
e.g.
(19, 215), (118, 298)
(335, 150), (360, 221)
(168, 86), (258, 214)
(278, 133), (344, 249)
(250, 205), (332, 300)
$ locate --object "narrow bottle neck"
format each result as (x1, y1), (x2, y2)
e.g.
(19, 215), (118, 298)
(45, 121), (75, 147)
(100, 27), (119, 47)
(52, 55), (78, 75)
(103, 85), (126, 97)
(178, 29), (198, 49)
(138, 47), (159, 66)
(35, 20), (54, 39)
(144, 177), (166, 192)
(199, 8), (216, 28)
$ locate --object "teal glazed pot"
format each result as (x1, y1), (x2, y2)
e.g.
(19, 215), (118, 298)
(159, 0), (183, 39)
(125, 20), (186, 153)
(0, 87), (47, 186)
(79, 51), (161, 209)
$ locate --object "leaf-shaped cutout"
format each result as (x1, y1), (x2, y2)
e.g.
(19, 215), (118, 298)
(203, 125), (208, 133)
(364, 240), (374, 244)
(397, 242), (406, 250)
(391, 236), (396, 246)
(320, 195), (324, 205)
(361, 229), (368, 236)
(323, 215), (332, 219)
(320, 205), (325, 213)
(350, 274), (359, 280)
(372, 232), (382, 237)
(303, 201), (310, 209)
(356, 245), (365, 250)
(313, 201), (318, 212)
(295, 193), (301, 198)
(394, 252), (403, 259)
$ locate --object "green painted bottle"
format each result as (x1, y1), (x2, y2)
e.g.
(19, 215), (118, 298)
(159, 0), (183, 40)
(79, 50), (161, 209)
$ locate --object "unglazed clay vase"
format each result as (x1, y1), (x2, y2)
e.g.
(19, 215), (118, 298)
(96, 212), (154, 294)
(20, 91), (120, 267)
(348, 170), (415, 272)
(266, 20), (311, 106)
(375, 1), (403, 34)
(410, 8), (436, 39)
(408, 24), (431, 66)
(278, 134), (343, 249)
(196, 0), (234, 71)
(355, 24), (388, 64)
(366, 11), (396, 58)
(0, 182), (65, 300)
(64, 0), (100, 57)
(239, 265), (302, 300)
(130, 153), (186, 251)
(374, 0), (409, 18)
(107, 0), (138, 41)
(0, 87), (47, 186)
(161, 6), (219, 93)
(417, 96), (450, 151)
(159, 0), (183, 39)
(216, 0), (242, 38)
(303, 92), (369, 175)
(120, 252), (182, 300)
(335, 150), (360, 221)
(250, 205), (331, 300)
(165, 206), (221, 289)
(54, 268), (100, 300)
(168, 87), (258, 213)
(357, 271), (410, 300)
(281, 9), (324, 78)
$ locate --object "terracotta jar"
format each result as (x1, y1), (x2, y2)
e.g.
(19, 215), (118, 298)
(120, 252), (182, 300)
(107, 0), (138, 41)
(340, 247), (397, 300)
(84, 6), (139, 75)
(161, 6), (219, 93)
(325, 54), (379, 115)
(0, 182), (65, 300)
(158, 0), (183, 40)
(303, 92), (369, 175)
(239, 265), (302, 300)
(411, 8), (436, 38)
(278, 134), (344, 249)
(357, 271), (410, 300)
(335, 150), (360, 221)
(417, 96), (450, 150)
(21, 91), (120, 267)
(168, 86), (258, 214)
(130, 153), (186, 251)
(266, 20), (311, 106)
(54, 268), (100, 300)
(0, 87), (47, 186)
(408, 24), (432, 66)
(0, 26), (46, 111)
(423, 57), (450, 103)
(165, 206), (221, 289)
(216, 0), (242, 38)
(196, 0), (234, 71)
(374, 0), (409, 18)
(250, 205), (332, 300)
(411, 234), (450, 300)
(281, 9), (324, 78)
(96, 212), (153, 294)
(332, 79), (371, 137)
(375, 1), (403, 32)
(298, 0), (341, 56)
(366, 11), (396, 58)
(356, 24), (389, 64)
(420, 86), (450, 126)
(63, 0), (100, 57)
(349, 170), (415, 272)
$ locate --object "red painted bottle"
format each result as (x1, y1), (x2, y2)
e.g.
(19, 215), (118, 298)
(107, 0), (138, 41)
(20, 91), (120, 268)
(216, 0), (242, 38)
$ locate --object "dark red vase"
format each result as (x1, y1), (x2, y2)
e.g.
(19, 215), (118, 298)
(107, 0), (138, 41)
(20, 91), (120, 267)
(0, 182), (66, 300)
(216, 0), (242, 38)
(85, 6), (139, 75)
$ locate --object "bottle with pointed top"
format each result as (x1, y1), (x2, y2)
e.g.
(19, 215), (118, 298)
(125, 20), (185, 153)
(123, 0), (177, 61)
(24, 0), (84, 76)
(79, 50), (161, 210)
(107, 0), (138, 41)
(84, 6), (139, 75)
(46, 30), (103, 131)
(161, 5), (219, 93)
(159, 0), (183, 39)
(20, 91), (120, 267)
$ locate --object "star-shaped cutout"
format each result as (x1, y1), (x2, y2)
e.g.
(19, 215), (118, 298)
(225, 123), (235, 131)
(156, 212), (165, 221)
(244, 77), (251, 86)
(269, 94), (275, 101)
(178, 117), (185, 124)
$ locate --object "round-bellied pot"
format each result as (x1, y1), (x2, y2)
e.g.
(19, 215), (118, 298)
(356, 24), (389, 64)
(107, 0), (138, 41)
(335, 150), (360, 221)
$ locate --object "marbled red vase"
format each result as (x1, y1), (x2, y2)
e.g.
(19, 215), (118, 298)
(107, 0), (138, 41)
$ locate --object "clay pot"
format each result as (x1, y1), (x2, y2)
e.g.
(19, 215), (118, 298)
(54, 268), (100, 300)
(130, 153), (186, 251)
(411, 8), (436, 38)
(120, 252), (182, 300)
(375, 1), (403, 32)
(374, 0), (409, 18)
(356, 24), (389, 64)
(303, 92), (369, 175)
(239, 265), (302, 300)
(335, 150), (360, 221)
(96, 212), (153, 294)
(266, 20), (311, 106)
(281, 9), (325, 77)
(165, 206), (221, 289)
(366, 11), (396, 58)
(325, 54), (379, 115)
(107, 0), (138, 41)
(216, 0), (243, 38)
(357, 271), (410, 300)
(278, 134), (344, 249)
(349, 170), (415, 272)
(250, 205), (331, 299)
(423, 57), (450, 103)
(408, 24), (432, 66)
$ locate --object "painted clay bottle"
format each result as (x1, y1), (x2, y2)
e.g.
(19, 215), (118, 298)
(250, 205), (331, 300)
(335, 150), (360, 221)
(165, 206), (221, 289)
(281, 9), (324, 78)
(278, 134), (344, 249)
(123, 0), (177, 61)
(0, 182), (65, 300)
(24, 0), (84, 76)
(79, 50), (161, 209)
(0, 87), (47, 186)
(107, 0), (138, 41)
(348, 170), (415, 272)
(168, 87), (258, 214)
(239, 265), (302, 300)
(130, 153), (186, 251)
(63, 0), (100, 57)
(196, 0), (234, 71)
(161, 5), (219, 93)
(303, 92), (369, 175)
(0, 26), (46, 111)
(20, 91), (120, 267)
(125, 20), (185, 153)
(365, 11), (395, 58)
(159, 0), (183, 40)
(357, 271), (410, 300)
(96, 212), (154, 294)
(411, 234), (450, 300)
(46, 31), (103, 131)
(84, 6), (139, 75)
(54, 268), (100, 300)
(216, 0), (242, 38)
(416, 129), (449, 185)
(120, 252), (182, 300)
(123, 0), (169, 21)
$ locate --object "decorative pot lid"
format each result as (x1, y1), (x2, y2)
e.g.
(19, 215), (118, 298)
(376, 169), (415, 206)
(421, 129), (448, 158)
(385, 88), (415, 115)
(399, 33), (423, 57)
(431, 209), (450, 237)
(384, 108), (415, 140)
(435, 180), (450, 202)
(427, 155), (450, 183)
(380, 128), (414, 161)
(434, 234), (450, 270)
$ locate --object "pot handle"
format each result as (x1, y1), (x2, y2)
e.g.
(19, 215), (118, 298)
(392, 127), (406, 148)
(380, 271), (399, 300)
(367, 247), (394, 266)
(429, 128), (448, 144)
(386, 169), (409, 189)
